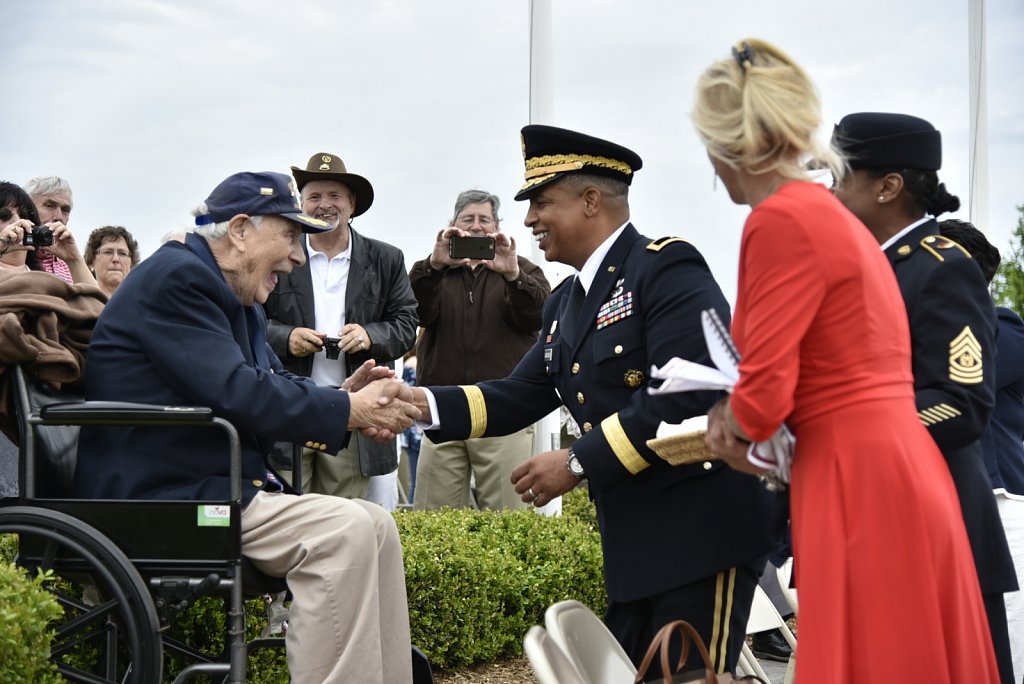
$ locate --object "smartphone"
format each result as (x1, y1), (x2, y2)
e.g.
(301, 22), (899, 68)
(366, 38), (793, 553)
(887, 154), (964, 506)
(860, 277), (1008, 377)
(449, 235), (496, 260)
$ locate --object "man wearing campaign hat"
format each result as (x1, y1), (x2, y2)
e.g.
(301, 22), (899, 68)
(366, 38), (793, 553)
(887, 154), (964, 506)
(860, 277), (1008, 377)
(833, 113), (1017, 683)
(265, 153), (418, 508)
(74, 171), (419, 683)
(404, 126), (778, 675)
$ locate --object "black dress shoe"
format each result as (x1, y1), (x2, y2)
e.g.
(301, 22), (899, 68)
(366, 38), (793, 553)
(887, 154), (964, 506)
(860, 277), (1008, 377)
(750, 628), (792, 662)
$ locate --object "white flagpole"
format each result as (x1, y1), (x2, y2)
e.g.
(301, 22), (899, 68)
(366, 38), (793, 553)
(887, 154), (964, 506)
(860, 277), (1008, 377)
(529, 0), (554, 126)
(968, 0), (989, 232)
(528, 0), (562, 516)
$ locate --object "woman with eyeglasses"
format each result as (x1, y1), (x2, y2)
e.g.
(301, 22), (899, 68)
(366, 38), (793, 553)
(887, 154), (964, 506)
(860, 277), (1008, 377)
(694, 39), (999, 681)
(84, 226), (141, 298)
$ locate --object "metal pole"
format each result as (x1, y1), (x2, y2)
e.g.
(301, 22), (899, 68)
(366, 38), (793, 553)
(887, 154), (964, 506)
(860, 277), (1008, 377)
(968, 0), (989, 231)
(528, 0), (562, 516)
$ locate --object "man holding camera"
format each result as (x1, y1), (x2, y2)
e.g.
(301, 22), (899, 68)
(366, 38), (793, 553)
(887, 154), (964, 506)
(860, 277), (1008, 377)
(409, 190), (550, 510)
(264, 153), (418, 507)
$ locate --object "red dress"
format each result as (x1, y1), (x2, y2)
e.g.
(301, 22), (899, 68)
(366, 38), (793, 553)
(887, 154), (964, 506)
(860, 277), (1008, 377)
(729, 182), (998, 682)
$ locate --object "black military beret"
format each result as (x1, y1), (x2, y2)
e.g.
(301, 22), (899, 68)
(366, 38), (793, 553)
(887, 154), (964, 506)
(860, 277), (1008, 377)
(515, 125), (643, 201)
(832, 112), (942, 171)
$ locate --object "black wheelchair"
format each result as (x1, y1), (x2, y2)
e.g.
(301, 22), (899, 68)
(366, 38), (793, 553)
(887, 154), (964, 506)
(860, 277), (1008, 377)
(0, 363), (433, 683)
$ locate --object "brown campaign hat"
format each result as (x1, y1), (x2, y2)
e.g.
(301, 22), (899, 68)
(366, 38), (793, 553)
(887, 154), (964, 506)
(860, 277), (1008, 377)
(291, 152), (374, 217)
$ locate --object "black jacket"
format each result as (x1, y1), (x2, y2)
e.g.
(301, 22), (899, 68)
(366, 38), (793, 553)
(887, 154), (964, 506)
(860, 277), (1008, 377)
(264, 227), (418, 476)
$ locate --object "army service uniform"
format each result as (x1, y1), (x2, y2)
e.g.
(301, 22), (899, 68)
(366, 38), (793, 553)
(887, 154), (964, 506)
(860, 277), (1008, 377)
(425, 223), (776, 670)
(886, 219), (1017, 668)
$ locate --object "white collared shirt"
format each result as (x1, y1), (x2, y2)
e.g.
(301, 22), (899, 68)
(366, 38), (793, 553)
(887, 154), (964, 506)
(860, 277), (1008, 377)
(880, 217), (931, 252)
(576, 220), (629, 294)
(308, 235), (352, 388)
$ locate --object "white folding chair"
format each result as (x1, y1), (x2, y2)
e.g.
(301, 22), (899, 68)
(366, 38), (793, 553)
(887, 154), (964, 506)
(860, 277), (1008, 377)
(745, 584), (797, 684)
(544, 600), (636, 683)
(775, 556), (798, 616)
(524, 625), (589, 684)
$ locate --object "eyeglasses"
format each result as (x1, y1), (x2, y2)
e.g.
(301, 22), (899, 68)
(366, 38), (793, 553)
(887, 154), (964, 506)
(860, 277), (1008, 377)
(455, 215), (495, 228)
(96, 249), (131, 259)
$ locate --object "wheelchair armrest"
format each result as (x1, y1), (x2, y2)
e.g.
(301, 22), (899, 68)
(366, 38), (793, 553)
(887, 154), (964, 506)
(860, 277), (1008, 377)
(40, 401), (214, 424)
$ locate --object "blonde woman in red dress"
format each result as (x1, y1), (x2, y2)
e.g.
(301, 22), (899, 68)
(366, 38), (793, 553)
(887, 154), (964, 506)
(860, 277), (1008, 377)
(696, 38), (999, 682)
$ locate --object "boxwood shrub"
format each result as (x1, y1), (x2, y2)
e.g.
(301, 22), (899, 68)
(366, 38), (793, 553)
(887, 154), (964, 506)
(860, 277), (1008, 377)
(0, 558), (62, 683)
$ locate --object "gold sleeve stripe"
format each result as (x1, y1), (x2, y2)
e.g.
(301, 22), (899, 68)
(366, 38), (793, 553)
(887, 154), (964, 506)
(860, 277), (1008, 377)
(460, 385), (487, 438)
(708, 567), (737, 673)
(918, 403), (962, 426)
(600, 414), (649, 474)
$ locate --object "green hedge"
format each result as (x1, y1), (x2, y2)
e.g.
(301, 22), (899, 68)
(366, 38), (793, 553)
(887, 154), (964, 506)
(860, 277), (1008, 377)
(0, 560), (62, 683)
(1, 487), (605, 679)
(398, 487), (606, 669)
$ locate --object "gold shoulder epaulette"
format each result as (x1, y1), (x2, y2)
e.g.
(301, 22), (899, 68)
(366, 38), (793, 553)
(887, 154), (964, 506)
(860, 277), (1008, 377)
(646, 237), (689, 252)
(920, 235), (971, 262)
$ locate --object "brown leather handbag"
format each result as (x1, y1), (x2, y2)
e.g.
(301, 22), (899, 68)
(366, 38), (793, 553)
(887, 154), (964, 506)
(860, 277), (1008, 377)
(634, 620), (767, 684)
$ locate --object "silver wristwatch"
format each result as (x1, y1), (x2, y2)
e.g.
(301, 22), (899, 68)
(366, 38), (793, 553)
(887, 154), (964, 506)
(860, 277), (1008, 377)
(566, 447), (586, 479)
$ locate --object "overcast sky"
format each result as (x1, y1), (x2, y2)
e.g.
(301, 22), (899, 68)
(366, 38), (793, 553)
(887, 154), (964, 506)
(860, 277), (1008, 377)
(6, 0), (1022, 303)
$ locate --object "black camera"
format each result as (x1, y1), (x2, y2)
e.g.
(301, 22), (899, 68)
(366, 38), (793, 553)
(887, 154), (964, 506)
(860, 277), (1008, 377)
(23, 226), (54, 248)
(324, 336), (342, 360)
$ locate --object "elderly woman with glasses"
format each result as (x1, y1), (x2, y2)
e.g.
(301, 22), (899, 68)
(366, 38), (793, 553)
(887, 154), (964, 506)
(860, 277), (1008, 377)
(84, 226), (141, 298)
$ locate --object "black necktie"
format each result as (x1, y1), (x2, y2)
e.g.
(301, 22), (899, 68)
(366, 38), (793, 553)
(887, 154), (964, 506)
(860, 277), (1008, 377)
(561, 277), (586, 341)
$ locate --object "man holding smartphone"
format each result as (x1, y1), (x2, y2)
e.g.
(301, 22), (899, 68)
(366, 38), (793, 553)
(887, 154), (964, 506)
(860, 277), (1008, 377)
(409, 190), (550, 510)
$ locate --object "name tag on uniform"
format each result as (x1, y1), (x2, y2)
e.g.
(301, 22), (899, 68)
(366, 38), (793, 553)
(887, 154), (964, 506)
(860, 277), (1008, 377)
(596, 292), (634, 330)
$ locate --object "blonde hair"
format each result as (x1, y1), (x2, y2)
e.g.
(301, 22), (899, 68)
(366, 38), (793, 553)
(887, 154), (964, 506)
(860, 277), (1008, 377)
(692, 38), (844, 183)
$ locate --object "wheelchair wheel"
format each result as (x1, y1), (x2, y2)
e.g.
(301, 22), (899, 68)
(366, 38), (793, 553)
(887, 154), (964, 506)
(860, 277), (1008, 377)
(0, 506), (163, 683)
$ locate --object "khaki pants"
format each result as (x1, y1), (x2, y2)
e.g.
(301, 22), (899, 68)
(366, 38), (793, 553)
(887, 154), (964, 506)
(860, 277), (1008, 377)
(284, 441), (371, 500)
(414, 425), (535, 511)
(241, 491), (411, 684)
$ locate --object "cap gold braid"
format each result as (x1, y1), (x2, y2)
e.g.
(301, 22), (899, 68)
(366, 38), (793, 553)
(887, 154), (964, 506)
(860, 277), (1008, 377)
(523, 153), (634, 180)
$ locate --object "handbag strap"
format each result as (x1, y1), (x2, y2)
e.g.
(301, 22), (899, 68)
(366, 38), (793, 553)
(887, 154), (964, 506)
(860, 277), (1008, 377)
(633, 620), (717, 684)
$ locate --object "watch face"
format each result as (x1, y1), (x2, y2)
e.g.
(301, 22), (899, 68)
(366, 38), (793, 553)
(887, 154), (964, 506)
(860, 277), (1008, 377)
(569, 455), (584, 476)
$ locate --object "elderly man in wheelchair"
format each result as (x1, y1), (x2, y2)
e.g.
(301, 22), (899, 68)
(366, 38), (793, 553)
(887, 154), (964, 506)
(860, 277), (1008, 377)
(0, 171), (425, 684)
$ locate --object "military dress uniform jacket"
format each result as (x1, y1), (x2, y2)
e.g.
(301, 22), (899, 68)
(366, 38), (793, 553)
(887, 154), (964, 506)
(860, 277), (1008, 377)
(73, 236), (351, 506)
(426, 224), (776, 602)
(264, 227), (418, 476)
(886, 219), (1017, 594)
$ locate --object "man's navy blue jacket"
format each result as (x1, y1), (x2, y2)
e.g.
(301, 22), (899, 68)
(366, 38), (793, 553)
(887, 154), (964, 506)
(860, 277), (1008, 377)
(74, 235), (351, 506)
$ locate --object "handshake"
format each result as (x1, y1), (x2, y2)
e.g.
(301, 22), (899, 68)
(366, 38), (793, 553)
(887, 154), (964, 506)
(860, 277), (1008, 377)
(343, 361), (424, 439)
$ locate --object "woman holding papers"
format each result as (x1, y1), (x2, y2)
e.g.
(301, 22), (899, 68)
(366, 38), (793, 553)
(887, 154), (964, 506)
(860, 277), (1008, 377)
(693, 39), (998, 682)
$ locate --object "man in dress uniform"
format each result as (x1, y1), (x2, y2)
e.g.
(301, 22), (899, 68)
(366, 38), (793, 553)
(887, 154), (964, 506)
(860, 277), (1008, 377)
(833, 113), (1017, 683)
(403, 125), (777, 675)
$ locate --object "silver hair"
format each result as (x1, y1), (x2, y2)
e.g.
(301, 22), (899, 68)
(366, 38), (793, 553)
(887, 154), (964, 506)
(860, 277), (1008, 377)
(190, 203), (263, 240)
(160, 228), (190, 244)
(24, 175), (73, 199)
(451, 189), (501, 224)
